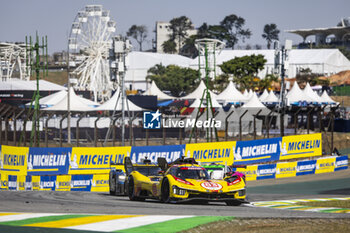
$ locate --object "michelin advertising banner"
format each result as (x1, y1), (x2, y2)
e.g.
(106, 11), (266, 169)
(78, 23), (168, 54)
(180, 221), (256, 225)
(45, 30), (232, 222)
(233, 137), (281, 165)
(0, 145), (28, 175)
(280, 133), (322, 160)
(27, 147), (72, 175)
(185, 141), (234, 165)
(69, 147), (131, 174)
(296, 160), (317, 176)
(130, 145), (185, 164)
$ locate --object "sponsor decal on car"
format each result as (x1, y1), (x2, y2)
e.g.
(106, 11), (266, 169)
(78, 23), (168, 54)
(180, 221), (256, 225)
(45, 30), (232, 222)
(200, 181), (222, 190)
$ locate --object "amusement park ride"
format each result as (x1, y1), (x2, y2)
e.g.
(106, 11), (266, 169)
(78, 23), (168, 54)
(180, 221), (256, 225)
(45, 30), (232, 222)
(67, 5), (117, 102)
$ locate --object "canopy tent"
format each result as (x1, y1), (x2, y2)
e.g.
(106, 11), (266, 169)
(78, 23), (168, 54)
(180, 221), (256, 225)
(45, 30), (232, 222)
(262, 90), (279, 104)
(180, 80), (218, 100)
(320, 91), (337, 105)
(42, 87), (98, 112)
(189, 97), (221, 108)
(303, 82), (323, 104)
(216, 81), (247, 103)
(243, 89), (249, 98)
(286, 82), (310, 105)
(259, 89), (269, 102)
(142, 80), (175, 100)
(95, 88), (144, 111)
(26, 90), (67, 108)
(240, 92), (268, 115)
(0, 79), (66, 91)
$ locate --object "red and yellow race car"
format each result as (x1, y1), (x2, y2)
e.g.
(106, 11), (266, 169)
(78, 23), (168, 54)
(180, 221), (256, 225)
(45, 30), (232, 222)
(126, 157), (246, 206)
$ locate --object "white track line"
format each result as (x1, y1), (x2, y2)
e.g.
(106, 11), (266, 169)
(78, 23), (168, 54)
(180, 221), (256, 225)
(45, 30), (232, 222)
(66, 215), (194, 232)
(0, 213), (62, 222)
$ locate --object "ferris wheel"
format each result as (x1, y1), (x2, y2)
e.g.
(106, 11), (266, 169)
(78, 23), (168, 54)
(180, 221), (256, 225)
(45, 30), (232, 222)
(0, 42), (30, 81)
(68, 5), (116, 102)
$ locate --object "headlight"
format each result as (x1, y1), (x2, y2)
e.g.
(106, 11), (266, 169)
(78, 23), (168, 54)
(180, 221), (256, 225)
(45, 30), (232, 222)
(172, 185), (186, 195)
(118, 175), (126, 181)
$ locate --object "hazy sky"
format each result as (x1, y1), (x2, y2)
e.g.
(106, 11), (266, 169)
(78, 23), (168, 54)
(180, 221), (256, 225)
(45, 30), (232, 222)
(1, 0), (349, 53)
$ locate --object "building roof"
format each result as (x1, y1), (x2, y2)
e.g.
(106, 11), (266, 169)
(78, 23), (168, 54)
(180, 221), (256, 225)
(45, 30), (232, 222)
(0, 79), (66, 91)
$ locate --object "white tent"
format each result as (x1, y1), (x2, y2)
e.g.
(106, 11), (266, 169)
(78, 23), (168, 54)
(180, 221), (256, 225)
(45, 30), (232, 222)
(320, 91), (337, 105)
(286, 82), (309, 104)
(259, 89), (269, 102)
(42, 87), (98, 112)
(0, 79), (66, 91)
(303, 82), (323, 104)
(262, 90), (279, 104)
(181, 80), (218, 100)
(26, 90), (67, 108)
(142, 81), (175, 99)
(241, 92), (268, 115)
(95, 88), (144, 111)
(243, 89), (249, 98)
(217, 81), (247, 103)
(247, 90), (254, 100)
(189, 97), (221, 108)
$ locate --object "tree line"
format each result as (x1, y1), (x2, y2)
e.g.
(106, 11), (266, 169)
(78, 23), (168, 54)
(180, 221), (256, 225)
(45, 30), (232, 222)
(126, 14), (280, 56)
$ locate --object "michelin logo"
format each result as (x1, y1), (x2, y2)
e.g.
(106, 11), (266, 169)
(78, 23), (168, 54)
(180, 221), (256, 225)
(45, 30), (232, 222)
(297, 164), (315, 172)
(257, 168), (276, 176)
(235, 143), (277, 159)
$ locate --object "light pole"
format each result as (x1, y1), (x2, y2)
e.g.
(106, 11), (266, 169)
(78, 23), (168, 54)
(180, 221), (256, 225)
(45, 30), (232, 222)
(274, 40), (292, 136)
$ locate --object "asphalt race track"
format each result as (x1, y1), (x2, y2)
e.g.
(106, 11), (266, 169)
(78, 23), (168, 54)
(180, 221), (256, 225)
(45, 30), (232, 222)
(1, 169), (350, 219)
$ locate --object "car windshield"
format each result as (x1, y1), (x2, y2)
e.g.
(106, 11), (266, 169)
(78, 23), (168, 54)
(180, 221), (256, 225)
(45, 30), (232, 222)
(134, 166), (161, 176)
(176, 167), (210, 180)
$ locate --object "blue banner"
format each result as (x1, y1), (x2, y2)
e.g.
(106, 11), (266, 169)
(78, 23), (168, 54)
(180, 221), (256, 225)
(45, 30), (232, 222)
(25, 176), (32, 190)
(40, 175), (57, 191)
(8, 175), (17, 190)
(296, 160), (316, 176)
(234, 138), (281, 165)
(257, 164), (276, 180)
(70, 174), (93, 191)
(335, 156), (348, 171)
(130, 145), (185, 163)
(28, 147), (72, 175)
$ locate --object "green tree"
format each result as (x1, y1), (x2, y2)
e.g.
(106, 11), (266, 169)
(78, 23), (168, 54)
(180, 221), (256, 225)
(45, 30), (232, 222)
(180, 35), (198, 58)
(259, 74), (279, 91)
(219, 54), (267, 90)
(162, 40), (177, 54)
(220, 14), (251, 49)
(146, 64), (199, 97)
(295, 68), (322, 86)
(169, 16), (194, 52)
(126, 25), (148, 51)
(262, 23), (280, 49)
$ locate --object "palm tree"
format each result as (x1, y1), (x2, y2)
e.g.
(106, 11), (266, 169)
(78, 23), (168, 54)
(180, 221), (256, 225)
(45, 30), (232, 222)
(262, 24), (280, 49)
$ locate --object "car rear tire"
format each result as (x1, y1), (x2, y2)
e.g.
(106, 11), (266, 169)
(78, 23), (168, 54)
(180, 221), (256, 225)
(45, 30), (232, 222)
(109, 175), (116, 195)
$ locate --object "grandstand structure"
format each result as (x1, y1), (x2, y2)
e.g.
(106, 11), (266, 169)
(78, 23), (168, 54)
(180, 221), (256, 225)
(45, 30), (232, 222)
(287, 17), (350, 49)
